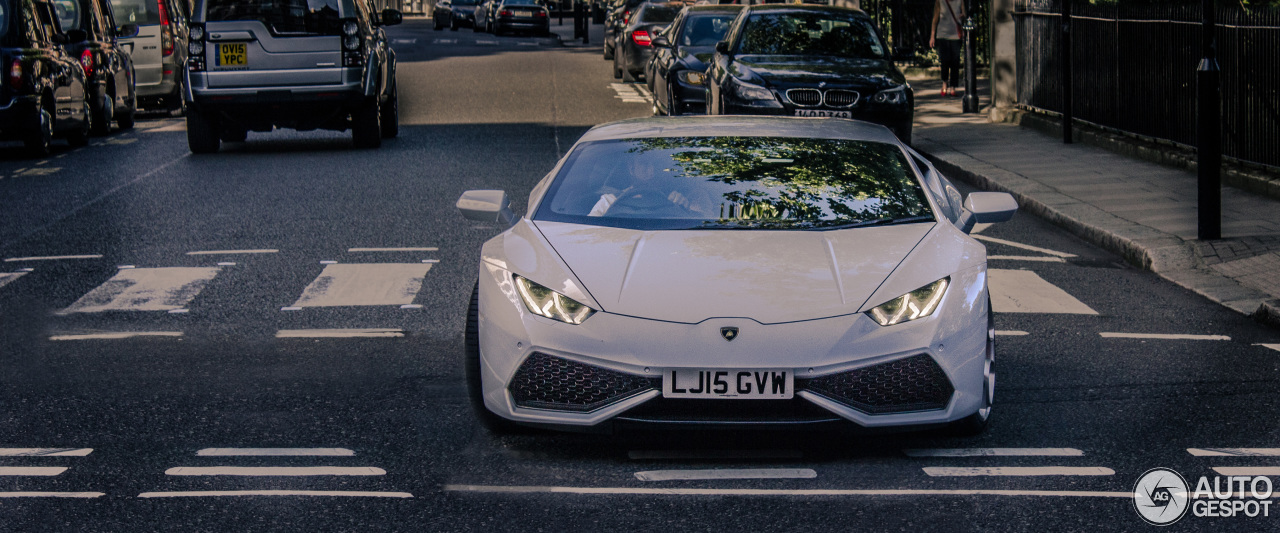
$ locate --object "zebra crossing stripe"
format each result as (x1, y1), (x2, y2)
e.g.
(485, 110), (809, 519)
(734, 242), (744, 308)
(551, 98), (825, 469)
(988, 269), (1098, 315)
(291, 263), (432, 307)
(0, 448), (92, 456)
(60, 267), (221, 313)
(0, 271), (27, 290)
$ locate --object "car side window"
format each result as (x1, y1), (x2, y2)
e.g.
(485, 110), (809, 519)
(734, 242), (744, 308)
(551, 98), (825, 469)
(910, 152), (960, 223)
(21, 0), (47, 45)
(34, 0), (61, 45)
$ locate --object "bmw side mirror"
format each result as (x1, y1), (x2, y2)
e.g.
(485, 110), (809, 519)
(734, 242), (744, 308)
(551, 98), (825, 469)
(958, 192), (1018, 233)
(458, 190), (517, 226)
(652, 35), (670, 48)
(382, 9), (403, 26)
(714, 40), (730, 54)
(117, 24), (140, 38)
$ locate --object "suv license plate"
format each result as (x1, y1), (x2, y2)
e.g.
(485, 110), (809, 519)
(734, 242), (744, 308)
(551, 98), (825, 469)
(795, 109), (851, 118)
(217, 43), (248, 67)
(662, 368), (793, 399)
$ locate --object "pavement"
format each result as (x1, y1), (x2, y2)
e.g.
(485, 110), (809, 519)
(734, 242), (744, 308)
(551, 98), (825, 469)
(910, 78), (1280, 328)
(549, 15), (606, 47)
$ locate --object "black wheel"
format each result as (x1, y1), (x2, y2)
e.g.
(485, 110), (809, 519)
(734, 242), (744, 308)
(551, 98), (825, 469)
(949, 300), (993, 436)
(90, 92), (113, 136)
(186, 109), (221, 154)
(380, 82), (399, 139)
(465, 284), (521, 435)
(474, 17), (484, 32)
(351, 99), (382, 149)
(117, 93), (136, 130)
(66, 102), (91, 147)
(451, 18), (459, 30)
(622, 66), (637, 83)
(667, 85), (679, 116)
(612, 49), (623, 79)
(434, 16), (443, 30)
(603, 41), (613, 60)
(23, 106), (53, 157)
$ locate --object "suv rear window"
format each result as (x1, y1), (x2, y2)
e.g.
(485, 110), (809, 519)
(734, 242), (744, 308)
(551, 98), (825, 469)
(109, 0), (160, 25)
(204, 0), (354, 35)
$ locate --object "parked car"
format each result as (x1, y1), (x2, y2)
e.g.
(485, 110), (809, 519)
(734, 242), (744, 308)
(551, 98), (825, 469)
(108, 0), (187, 112)
(0, 0), (92, 154)
(705, 5), (913, 143)
(485, 0), (548, 36)
(612, 1), (678, 82)
(434, 0), (479, 30)
(52, 0), (139, 134)
(647, 4), (738, 115)
(457, 116), (1016, 434)
(474, 0), (497, 32)
(601, 0), (644, 60)
(184, 0), (402, 152)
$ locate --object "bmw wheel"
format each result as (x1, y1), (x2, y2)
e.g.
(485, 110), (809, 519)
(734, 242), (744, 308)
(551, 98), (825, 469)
(380, 82), (399, 139)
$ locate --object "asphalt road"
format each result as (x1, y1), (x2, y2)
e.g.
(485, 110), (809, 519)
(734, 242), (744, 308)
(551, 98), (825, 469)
(0, 19), (1277, 532)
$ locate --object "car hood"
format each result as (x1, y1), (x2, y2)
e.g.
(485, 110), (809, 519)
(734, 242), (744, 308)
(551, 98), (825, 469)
(734, 55), (903, 88)
(534, 221), (933, 324)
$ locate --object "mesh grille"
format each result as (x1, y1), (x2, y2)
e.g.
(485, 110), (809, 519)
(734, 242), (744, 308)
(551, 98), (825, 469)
(824, 90), (859, 108)
(799, 354), (953, 414)
(508, 353), (658, 412)
(786, 88), (822, 107)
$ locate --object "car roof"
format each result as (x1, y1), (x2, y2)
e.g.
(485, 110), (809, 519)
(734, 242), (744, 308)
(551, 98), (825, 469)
(686, 4), (743, 13)
(579, 116), (901, 145)
(744, 4), (867, 17)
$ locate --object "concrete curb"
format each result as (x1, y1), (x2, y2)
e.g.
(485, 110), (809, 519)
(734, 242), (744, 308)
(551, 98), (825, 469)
(914, 138), (1280, 330)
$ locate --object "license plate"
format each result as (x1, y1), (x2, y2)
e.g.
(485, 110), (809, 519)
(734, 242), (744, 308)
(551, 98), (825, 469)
(515, 9), (531, 16)
(216, 43), (248, 68)
(662, 368), (793, 399)
(794, 109), (851, 118)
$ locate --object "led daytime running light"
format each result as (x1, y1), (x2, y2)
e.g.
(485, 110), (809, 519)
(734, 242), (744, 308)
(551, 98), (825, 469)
(867, 278), (949, 326)
(513, 275), (595, 325)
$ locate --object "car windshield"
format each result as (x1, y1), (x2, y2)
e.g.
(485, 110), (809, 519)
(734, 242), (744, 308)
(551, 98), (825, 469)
(680, 13), (734, 46)
(204, 0), (352, 35)
(536, 137), (933, 231)
(109, 0), (161, 25)
(738, 11), (886, 58)
(52, 0), (79, 31)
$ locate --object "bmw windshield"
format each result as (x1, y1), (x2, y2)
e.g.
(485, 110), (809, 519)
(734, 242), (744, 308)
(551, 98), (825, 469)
(535, 136), (934, 231)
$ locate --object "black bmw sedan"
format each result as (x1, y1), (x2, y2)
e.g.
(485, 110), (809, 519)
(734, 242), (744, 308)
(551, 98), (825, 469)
(705, 5), (913, 144)
(648, 4), (740, 116)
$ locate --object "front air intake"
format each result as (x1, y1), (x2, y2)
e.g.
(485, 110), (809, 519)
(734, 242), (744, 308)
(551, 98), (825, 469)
(800, 354), (953, 414)
(508, 353), (658, 412)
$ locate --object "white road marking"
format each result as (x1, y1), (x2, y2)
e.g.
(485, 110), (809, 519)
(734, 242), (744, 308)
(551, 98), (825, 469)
(392, 39), (417, 44)
(973, 235), (1076, 258)
(516, 42), (538, 46)
(444, 485), (1131, 498)
(165, 466), (385, 476)
(0, 492), (103, 498)
(4, 254), (102, 262)
(904, 448), (1083, 458)
(609, 83), (651, 104)
(971, 223), (993, 234)
(320, 260), (338, 264)
(167, 309), (189, 314)
(0, 448), (93, 456)
(143, 123), (187, 133)
(118, 265), (135, 269)
(988, 269), (1098, 314)
(628, 450), (803, 460)
(217, 262), (236, 266)
(291, 263), (432, 307)
(1189, 448), (1280, 457)
(60, 267), (221, 313)
(995, 330), (1029, 336)
(186, 249), (278, 255)
(0, 467), (68, 476)
(922, 467), (1114, 477)
(281, 306), (302, 311)
(0, 271), (28, 289)
(401, 304), (423, 309)
(476, 39), (498, 45)
(1099, 332), (1230, 341)
(1213, 467), (1280, 476)
(197, 448), (355, 456)
(988, 255), (1066, 263)
(139, 490), (412, 498)
(432, 38), (457, 44)
(348, 247), (438, 252)
(19, 267), (34, 271)
(1256, 344), (1280, 353)
(420, 259), (440, 263)
(275, 328), (404, 338)
(635, 469), (816, 482)
(49, 331), (182, 341)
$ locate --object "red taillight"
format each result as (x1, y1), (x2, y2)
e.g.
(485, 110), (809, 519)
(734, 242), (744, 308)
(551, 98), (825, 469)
(158, 0), (173, 56)
(79, 49), (94, 78)
(8, 60), (21, 90)
(499, 9), (513, 16)
(535, 10), (546, 17)
(632, 30), (651, 46)
(623, 10), (630, 23)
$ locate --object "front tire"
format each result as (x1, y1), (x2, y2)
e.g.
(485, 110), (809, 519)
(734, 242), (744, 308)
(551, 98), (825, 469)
(186, 109), (221, 154)
(90, 92), (113, 136)
(949, 302), (994, 436)
(23, 107), (53, 157)
(66, 102), (91, 147)
(117, 94), (136, 130)
(612, 48), (623, 79)
(351, 99), (382, 149)
(466, 284), (520, 435)
(380, 83), (399, 139)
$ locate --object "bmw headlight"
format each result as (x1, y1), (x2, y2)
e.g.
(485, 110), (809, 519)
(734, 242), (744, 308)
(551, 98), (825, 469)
(866, 277), (949, 326)
(678, 70), (705, 86)
(730, 78), (774, 101)
(871, 85), (908, 105)
(514, 275), (596, 325)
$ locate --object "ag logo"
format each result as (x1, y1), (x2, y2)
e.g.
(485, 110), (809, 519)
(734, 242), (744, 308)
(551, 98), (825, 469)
(1133, 468), (1190, 526)
(720, 327), (739, 341)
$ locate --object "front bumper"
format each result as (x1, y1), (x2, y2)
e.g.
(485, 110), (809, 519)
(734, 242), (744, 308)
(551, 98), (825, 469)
(496, 16), (550, 32)
(475, 262), (989, 431)
(720, 86), (913, 140)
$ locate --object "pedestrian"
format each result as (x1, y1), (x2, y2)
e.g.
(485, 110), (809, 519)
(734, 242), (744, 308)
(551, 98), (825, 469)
(930, 0), (965, 97)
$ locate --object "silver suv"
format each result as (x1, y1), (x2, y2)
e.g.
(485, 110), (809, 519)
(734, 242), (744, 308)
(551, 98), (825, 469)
(184, 0), (401, 152)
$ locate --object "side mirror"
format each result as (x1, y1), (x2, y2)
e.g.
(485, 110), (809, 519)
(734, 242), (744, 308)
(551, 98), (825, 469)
(457, 190), (517, 226)
(651, 35), (670, 48)
(66, 29), (89, 43)
(52, 33), (69, 45)
(958, 192), (1017, 233)
(382, 9), (403, 26)
(714, 40), (730, 55)
(117, 24), (140, 38)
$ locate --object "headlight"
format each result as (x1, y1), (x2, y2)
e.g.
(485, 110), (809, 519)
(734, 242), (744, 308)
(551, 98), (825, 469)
(678, 70), (705, 86)
(866, 277), (949, 326)
(514, 275), (596, 325)
(730, 78), (773, 101)
(872, 85), (908, 105)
